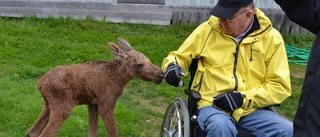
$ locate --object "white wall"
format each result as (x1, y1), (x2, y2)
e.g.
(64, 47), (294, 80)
(15, 0), (116, 2)
(8, 0), (281, 8)
(165, 0), (280, 9)
(165, 0), (216, 7)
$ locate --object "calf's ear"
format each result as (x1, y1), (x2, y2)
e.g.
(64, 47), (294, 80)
(117, 38), (133, 52)
(108, 42), (128, 59)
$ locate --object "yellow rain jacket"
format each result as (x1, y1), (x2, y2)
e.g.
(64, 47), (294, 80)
(162, 8), (291, 122)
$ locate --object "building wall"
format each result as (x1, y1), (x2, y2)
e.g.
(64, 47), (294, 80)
(15, 0), (116, 2)
(164, 0), (280, 9)
(165, 0), (215, 7)
(14, 0), (281, 9)
(0, 0), (309, 34)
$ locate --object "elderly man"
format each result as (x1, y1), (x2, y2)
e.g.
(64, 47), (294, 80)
(162, 0), (293, 136)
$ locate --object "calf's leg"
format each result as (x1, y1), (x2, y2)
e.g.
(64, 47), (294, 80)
(38, 101), (74, 137)
(26, 100), (50, 137)
(88, 104), (99, 137)
(98, 103), (119, 137)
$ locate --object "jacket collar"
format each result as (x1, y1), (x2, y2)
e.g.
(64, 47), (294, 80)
(242, 15), (260, 38)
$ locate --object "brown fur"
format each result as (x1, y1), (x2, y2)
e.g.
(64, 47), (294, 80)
(25, 38), (164, 137)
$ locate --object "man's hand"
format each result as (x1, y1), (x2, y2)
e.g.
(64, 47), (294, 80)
(164, 63), (185, 87)
(213, 91), (244, 112)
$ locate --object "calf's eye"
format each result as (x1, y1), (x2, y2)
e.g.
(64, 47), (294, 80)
(136, 64), (144, 68)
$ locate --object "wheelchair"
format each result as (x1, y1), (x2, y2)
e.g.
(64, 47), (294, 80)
(160, 59), (254, 137)
(160, 89), (254, 137)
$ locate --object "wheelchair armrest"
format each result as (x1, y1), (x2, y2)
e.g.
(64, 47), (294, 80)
(184, 89), (201, 102)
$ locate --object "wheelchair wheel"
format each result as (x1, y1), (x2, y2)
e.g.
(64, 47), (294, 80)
(161, 97), (190, 137)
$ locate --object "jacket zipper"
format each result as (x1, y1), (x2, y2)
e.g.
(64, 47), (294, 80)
(233, 42), (240, 91)
(230, 41), (240, 117)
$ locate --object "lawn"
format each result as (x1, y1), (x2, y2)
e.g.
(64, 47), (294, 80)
(0, 16), (315, 136)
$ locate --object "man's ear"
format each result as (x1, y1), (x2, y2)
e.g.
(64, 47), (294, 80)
(246, 10), (254, 18)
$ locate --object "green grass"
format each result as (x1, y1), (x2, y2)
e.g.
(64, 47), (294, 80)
(0, 16), (316, 136)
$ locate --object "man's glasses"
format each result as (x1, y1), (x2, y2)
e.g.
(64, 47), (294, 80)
(221, 9), (250, 23)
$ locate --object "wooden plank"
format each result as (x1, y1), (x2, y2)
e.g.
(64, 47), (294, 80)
(0, 1), (52, 8)
(171, 12), (181, 24)
(35, 0), (115, 3)
(53, 1), (110, 10)
(280, 16), (292, 34)
(290, 22), (300, 35)
(117, 0), (165, 4)
(189, 12), (198, 24)
(265, 11), (276, 24)
(180, 12), (191, 24)
(299, 26), (310, 35)
(197, 12), (209, 24)
(272, 13), (285, 31)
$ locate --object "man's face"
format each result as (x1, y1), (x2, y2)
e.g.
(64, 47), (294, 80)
(219, 9), (253, 37)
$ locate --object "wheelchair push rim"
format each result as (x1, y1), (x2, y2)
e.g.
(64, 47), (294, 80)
(161, 97), (190, 137)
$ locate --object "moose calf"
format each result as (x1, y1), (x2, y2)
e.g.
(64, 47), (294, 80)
(26, 38), (164, 137)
